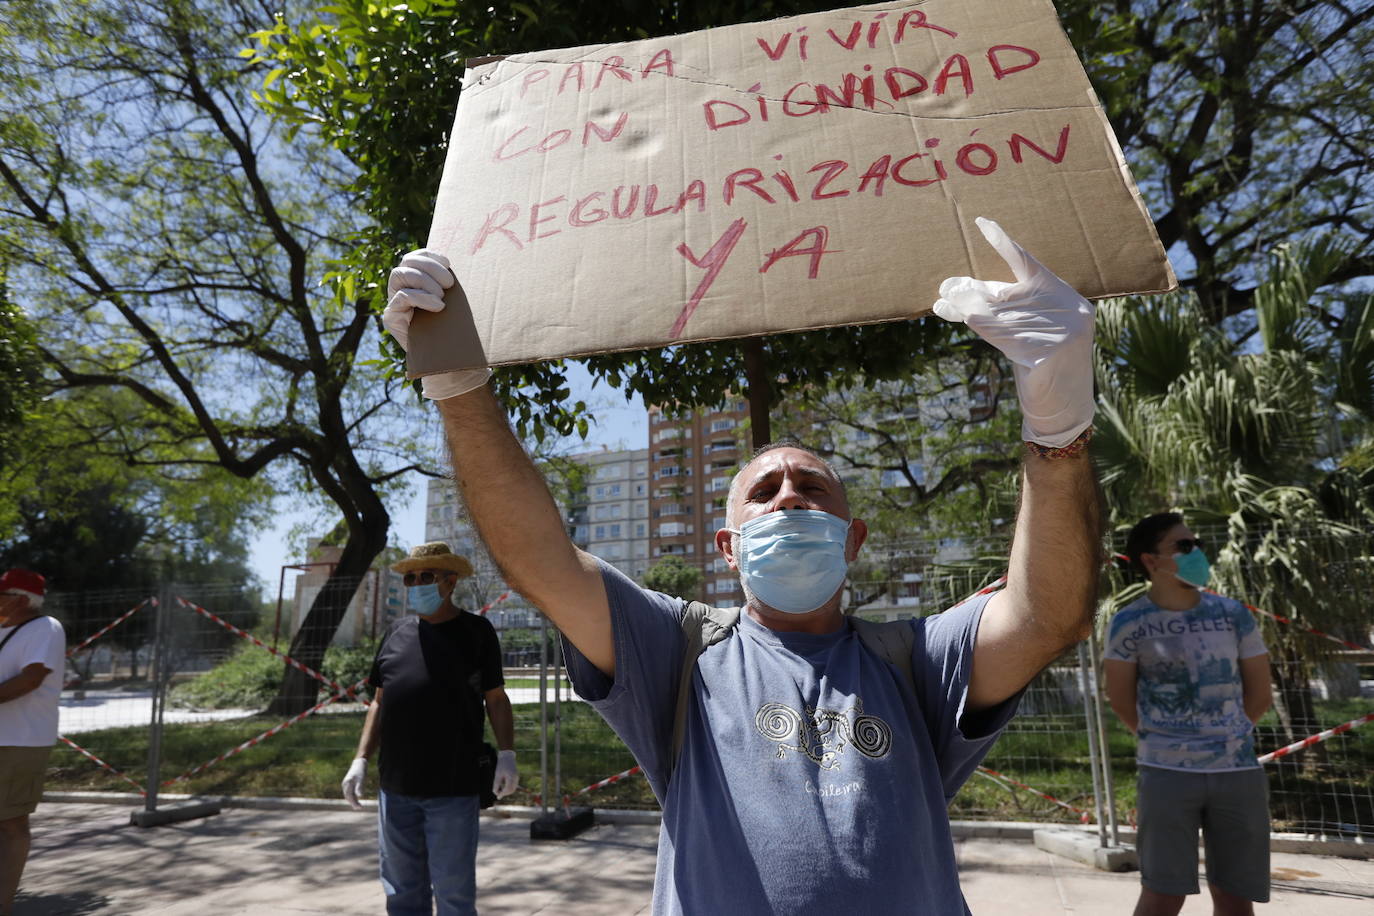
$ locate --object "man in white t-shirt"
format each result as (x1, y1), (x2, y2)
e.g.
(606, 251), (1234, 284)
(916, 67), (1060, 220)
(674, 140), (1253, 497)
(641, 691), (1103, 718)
(0, 568), (66, 916)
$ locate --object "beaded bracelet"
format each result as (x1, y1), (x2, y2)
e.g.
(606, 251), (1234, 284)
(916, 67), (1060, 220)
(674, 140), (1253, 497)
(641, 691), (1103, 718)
(1024, 426), (1093, 460)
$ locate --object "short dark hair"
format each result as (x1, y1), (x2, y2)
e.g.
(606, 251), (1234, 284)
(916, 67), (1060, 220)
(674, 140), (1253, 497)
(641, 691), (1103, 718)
(726, 439), (847, 523)
(1124, 512), (1184, 577)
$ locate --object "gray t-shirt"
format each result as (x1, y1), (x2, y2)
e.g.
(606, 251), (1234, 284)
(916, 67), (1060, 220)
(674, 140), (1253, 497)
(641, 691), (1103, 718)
(561, 562), (1016, 915)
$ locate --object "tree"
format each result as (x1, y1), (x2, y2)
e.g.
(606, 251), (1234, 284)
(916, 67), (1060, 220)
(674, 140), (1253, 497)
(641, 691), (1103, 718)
(1060, 0), (1374, 321)
(0, 272), (41, 472)
(0, 385), (268, 678)
(0, 0), (435, 713)
(1093, 236), (1374, 754)
(642, 555), (705, 601)
(772, 346), (1022, 545)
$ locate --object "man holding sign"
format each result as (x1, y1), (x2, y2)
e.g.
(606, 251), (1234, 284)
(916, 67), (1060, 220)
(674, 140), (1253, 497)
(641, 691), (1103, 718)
(383, 215), (1101, 913)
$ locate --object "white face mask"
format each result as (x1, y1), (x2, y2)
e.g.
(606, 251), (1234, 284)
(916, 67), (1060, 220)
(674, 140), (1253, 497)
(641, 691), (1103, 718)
(727, 510), (851, 614)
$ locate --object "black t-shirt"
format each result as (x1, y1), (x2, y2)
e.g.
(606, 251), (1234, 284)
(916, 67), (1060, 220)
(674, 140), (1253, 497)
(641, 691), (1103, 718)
(367, 611), (505, 797)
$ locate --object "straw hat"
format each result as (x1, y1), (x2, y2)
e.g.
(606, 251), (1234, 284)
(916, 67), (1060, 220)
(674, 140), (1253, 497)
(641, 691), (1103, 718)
(391, 542), (474, 578)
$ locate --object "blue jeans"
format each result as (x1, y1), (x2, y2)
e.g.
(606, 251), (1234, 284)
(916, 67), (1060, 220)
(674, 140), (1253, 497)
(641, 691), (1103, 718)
(377, 789), (480, 916)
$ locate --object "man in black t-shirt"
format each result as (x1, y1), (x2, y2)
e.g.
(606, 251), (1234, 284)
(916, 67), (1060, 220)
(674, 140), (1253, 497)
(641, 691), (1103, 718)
(341, 542), (517, 916)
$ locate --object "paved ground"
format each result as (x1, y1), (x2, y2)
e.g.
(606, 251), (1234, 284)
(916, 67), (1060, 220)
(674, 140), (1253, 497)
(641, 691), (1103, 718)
(15, 802), (1374, 914)
(59, 690), (259, 734)
(57, 686), (579, 734)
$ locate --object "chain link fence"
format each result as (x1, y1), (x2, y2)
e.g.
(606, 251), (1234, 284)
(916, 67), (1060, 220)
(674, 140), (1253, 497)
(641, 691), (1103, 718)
(43, 530), (1374, 844)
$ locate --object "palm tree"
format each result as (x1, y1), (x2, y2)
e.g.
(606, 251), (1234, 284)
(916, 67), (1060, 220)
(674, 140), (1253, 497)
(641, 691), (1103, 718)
(1094, 236), (1374, 760)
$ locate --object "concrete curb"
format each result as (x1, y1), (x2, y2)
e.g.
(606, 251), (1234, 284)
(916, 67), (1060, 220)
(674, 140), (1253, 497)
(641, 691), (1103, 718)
(42, 792), (1373, 859)
(1033, 828), (1138, 871)
(42, 791), (662, 825)
(1028, 823), (1374, 863)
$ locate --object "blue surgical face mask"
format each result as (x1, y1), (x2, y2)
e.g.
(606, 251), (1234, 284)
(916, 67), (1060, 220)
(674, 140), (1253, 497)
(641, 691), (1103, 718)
(1173, 549), (1211, 588)
(407, 583), (445, 617)
(727, 509), (851, 614)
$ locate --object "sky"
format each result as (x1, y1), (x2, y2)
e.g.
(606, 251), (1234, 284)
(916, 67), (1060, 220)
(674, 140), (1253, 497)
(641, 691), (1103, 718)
(249, 363), (648, 600)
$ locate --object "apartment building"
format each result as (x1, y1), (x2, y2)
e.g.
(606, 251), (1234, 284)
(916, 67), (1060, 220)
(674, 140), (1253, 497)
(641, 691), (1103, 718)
(565, 447), (652, 581)
(289, 541), (405, 646)
(647, 400), (749, 607)
(423, 477), (540, 631)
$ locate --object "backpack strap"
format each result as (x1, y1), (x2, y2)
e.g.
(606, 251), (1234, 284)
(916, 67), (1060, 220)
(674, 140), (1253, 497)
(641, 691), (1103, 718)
(669, 600), (740, 784)
(667, 608), (913, 785)
(0, 615), (42, 657)
(849, 616), (917, 696)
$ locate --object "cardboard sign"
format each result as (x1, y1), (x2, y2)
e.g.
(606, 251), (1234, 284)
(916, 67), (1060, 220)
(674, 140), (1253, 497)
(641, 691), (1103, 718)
(411, 0), (1175, 375)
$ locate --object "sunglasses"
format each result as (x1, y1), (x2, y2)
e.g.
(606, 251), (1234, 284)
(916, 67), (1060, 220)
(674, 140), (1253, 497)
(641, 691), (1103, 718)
(403, 571), (449, 586)
(1167, 538), (1204, 555)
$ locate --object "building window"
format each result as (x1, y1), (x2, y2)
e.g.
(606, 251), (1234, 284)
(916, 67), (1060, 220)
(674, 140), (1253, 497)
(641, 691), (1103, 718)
(594, 525), (606, 539)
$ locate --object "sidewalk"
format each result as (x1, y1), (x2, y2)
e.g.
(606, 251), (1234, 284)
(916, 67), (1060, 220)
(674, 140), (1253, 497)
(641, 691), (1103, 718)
(16, 802), (1374, 914)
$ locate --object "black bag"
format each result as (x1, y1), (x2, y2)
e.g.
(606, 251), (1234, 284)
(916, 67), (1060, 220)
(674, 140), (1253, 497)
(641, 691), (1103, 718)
(475, 741), (498, 809)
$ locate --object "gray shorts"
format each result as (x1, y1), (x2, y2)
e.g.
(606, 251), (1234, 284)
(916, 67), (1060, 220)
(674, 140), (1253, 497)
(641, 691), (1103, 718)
(1136, 765), (1270, 902)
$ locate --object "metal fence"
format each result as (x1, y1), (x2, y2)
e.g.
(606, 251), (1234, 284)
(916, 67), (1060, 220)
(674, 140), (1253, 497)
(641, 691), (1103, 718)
(44, 537), (1374, 844)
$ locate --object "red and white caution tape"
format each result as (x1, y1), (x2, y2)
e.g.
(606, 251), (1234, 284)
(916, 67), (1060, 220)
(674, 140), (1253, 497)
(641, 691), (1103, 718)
(1257, 712), (1374, 764)
(57, 734), (147, 795)
(532, 764), (643, 808)
(477, 591), (512, 617)
(973, 577), (1007, 598)
(162, 678), (370, 786)
(561, 765), (643, 808)
(1216, 592), (1371, 653)
(66, 598), (152, 657)
(176, 596), (347, 696)
(976, 765), (1093, 823)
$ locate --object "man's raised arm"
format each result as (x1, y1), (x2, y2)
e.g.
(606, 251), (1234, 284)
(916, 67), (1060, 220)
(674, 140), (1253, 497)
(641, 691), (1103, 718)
(384, 250), (613, 675)
(438, 390), (613, 673)
(932, 218), (1103, 711)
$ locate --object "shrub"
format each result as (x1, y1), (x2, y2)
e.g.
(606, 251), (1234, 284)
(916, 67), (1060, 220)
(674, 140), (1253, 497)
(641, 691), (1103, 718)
(170, 640), (379, 710)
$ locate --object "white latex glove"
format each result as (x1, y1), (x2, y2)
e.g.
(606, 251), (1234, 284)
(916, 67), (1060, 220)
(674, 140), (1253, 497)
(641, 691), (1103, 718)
(383, 247), (492, 400)
(932, 218), (1095, 448)
(341, 757), (368, 810)
(493, 750), (519, 798)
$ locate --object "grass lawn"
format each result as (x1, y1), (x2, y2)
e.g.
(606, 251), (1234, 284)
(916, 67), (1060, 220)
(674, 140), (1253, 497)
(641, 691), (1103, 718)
(501, 678), (573, 690)
(50, 699), (1373, 832)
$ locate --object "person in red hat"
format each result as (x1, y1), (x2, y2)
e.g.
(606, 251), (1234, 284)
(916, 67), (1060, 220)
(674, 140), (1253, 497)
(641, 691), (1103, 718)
(0, 569), (65, 916)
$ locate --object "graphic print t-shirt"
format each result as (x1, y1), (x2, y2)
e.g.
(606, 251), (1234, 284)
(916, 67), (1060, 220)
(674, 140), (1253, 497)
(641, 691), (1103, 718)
(561, 561), (1017, 916)
(1105, 592), (1268, 771)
